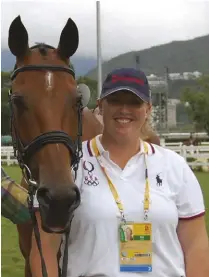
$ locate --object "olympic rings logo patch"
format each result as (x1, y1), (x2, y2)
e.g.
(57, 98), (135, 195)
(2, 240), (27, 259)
(83, 161), (99, 186)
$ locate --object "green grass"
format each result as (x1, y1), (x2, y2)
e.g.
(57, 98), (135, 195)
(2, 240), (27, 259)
(1, 166), (209, 277)
(195, 172), (209, 233)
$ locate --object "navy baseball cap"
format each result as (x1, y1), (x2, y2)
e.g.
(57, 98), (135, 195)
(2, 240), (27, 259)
(100, 68), (151, 102)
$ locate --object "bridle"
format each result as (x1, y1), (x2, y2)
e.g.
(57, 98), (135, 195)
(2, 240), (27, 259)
(8, 45), (83, 277)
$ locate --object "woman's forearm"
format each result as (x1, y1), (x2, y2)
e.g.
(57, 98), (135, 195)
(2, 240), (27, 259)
(177, 217), (209, 277)
(185, 246), (209, 277)
(30, 248), (59, 277)
(30, 213), (61, 277)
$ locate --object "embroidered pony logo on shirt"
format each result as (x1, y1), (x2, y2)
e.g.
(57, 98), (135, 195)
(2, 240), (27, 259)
(156, 174), (163, 187)
(83, 161), (99, 186)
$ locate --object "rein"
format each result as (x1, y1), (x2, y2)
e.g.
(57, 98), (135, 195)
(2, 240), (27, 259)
(9, 47), (83, 277)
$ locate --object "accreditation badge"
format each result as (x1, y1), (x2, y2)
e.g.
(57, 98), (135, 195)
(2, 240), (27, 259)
(119, 222), (152, 272)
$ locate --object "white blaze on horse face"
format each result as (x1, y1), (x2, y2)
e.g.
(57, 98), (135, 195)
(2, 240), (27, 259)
(45, 71), (53, 91)
(56, 143), (60, 153)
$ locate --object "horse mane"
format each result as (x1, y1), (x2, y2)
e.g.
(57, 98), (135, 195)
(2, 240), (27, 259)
(30, 43), (74, 69)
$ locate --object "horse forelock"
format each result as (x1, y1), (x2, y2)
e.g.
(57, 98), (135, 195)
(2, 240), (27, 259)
(31, 43), (55, 57)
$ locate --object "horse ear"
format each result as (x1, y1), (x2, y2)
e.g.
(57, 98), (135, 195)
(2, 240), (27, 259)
(8, 16), (29, 58)
(57, 18), (79, 60)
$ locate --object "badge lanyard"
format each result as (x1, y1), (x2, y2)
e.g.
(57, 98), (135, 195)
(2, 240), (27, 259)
(91, 137), (150, 223)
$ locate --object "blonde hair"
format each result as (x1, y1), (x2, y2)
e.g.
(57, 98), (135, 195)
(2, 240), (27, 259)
(140, 114), (160, 145)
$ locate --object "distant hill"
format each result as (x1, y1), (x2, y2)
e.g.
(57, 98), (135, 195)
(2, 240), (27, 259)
(1, 50), (15, 72)
(71, 56), (97, 77)
(2, 34), (208, 79)
(86, 34), (209, 80)
(1, 49), (96, 77)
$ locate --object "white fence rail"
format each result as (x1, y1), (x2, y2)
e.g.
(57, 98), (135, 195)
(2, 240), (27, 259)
(162, 143), (209, 168)
(1, 146), (19, 166)
(1, 144), (209, 170)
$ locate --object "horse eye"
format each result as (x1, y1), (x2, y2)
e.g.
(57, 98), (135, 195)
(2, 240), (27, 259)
(12, 95), (27, 110)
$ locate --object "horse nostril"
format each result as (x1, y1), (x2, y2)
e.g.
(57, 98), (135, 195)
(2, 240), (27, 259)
(73, 186), (81, 206)
(37, 186), (80, 207)
(37, 187), (52, 206)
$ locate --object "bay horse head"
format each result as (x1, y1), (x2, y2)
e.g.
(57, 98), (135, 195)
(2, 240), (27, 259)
(8, 16), (82, 233)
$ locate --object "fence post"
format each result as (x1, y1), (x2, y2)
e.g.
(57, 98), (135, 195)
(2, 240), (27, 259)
(182, 145), (187, 160)
(160, 137), (165, 147)
(7, 150), (11, 166)
(190, 145), (194, 155)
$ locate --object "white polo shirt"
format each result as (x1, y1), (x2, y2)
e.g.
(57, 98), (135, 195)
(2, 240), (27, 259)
(34, 135), (205, 277)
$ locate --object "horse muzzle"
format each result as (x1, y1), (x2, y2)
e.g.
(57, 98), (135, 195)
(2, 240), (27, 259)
(36, 185), (81, 233)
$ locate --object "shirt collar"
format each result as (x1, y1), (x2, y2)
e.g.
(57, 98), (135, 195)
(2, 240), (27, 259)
(87, 135), (155, 157)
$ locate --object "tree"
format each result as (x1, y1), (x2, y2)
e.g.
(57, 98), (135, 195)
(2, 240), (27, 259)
(1, 71), (11, 88)
(2, 87), (10, 103)
(1, 72), (11, 135)
(1, 103), (11, 135)
(69, 61), (74, 72)
(181, 76), (209, 135)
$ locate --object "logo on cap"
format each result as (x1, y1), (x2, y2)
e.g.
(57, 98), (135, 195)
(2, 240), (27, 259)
(111, 75), (144, 85)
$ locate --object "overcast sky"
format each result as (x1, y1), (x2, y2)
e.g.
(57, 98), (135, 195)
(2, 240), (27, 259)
(1, 0), (209, 59)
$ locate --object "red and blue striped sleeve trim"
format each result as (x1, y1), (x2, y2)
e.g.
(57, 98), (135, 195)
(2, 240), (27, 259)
(179, 211), (205, 220)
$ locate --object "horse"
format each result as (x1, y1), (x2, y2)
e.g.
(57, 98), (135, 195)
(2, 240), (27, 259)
(15, 108), (104, 277)
(8, 15), (102, 277)
(182, 133), (200, 146)
(16, 107), (104, 277)
(8, 16), (161, 277)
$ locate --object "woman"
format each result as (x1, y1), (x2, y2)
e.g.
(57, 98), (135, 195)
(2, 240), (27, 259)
(31, 68), (209, 277)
